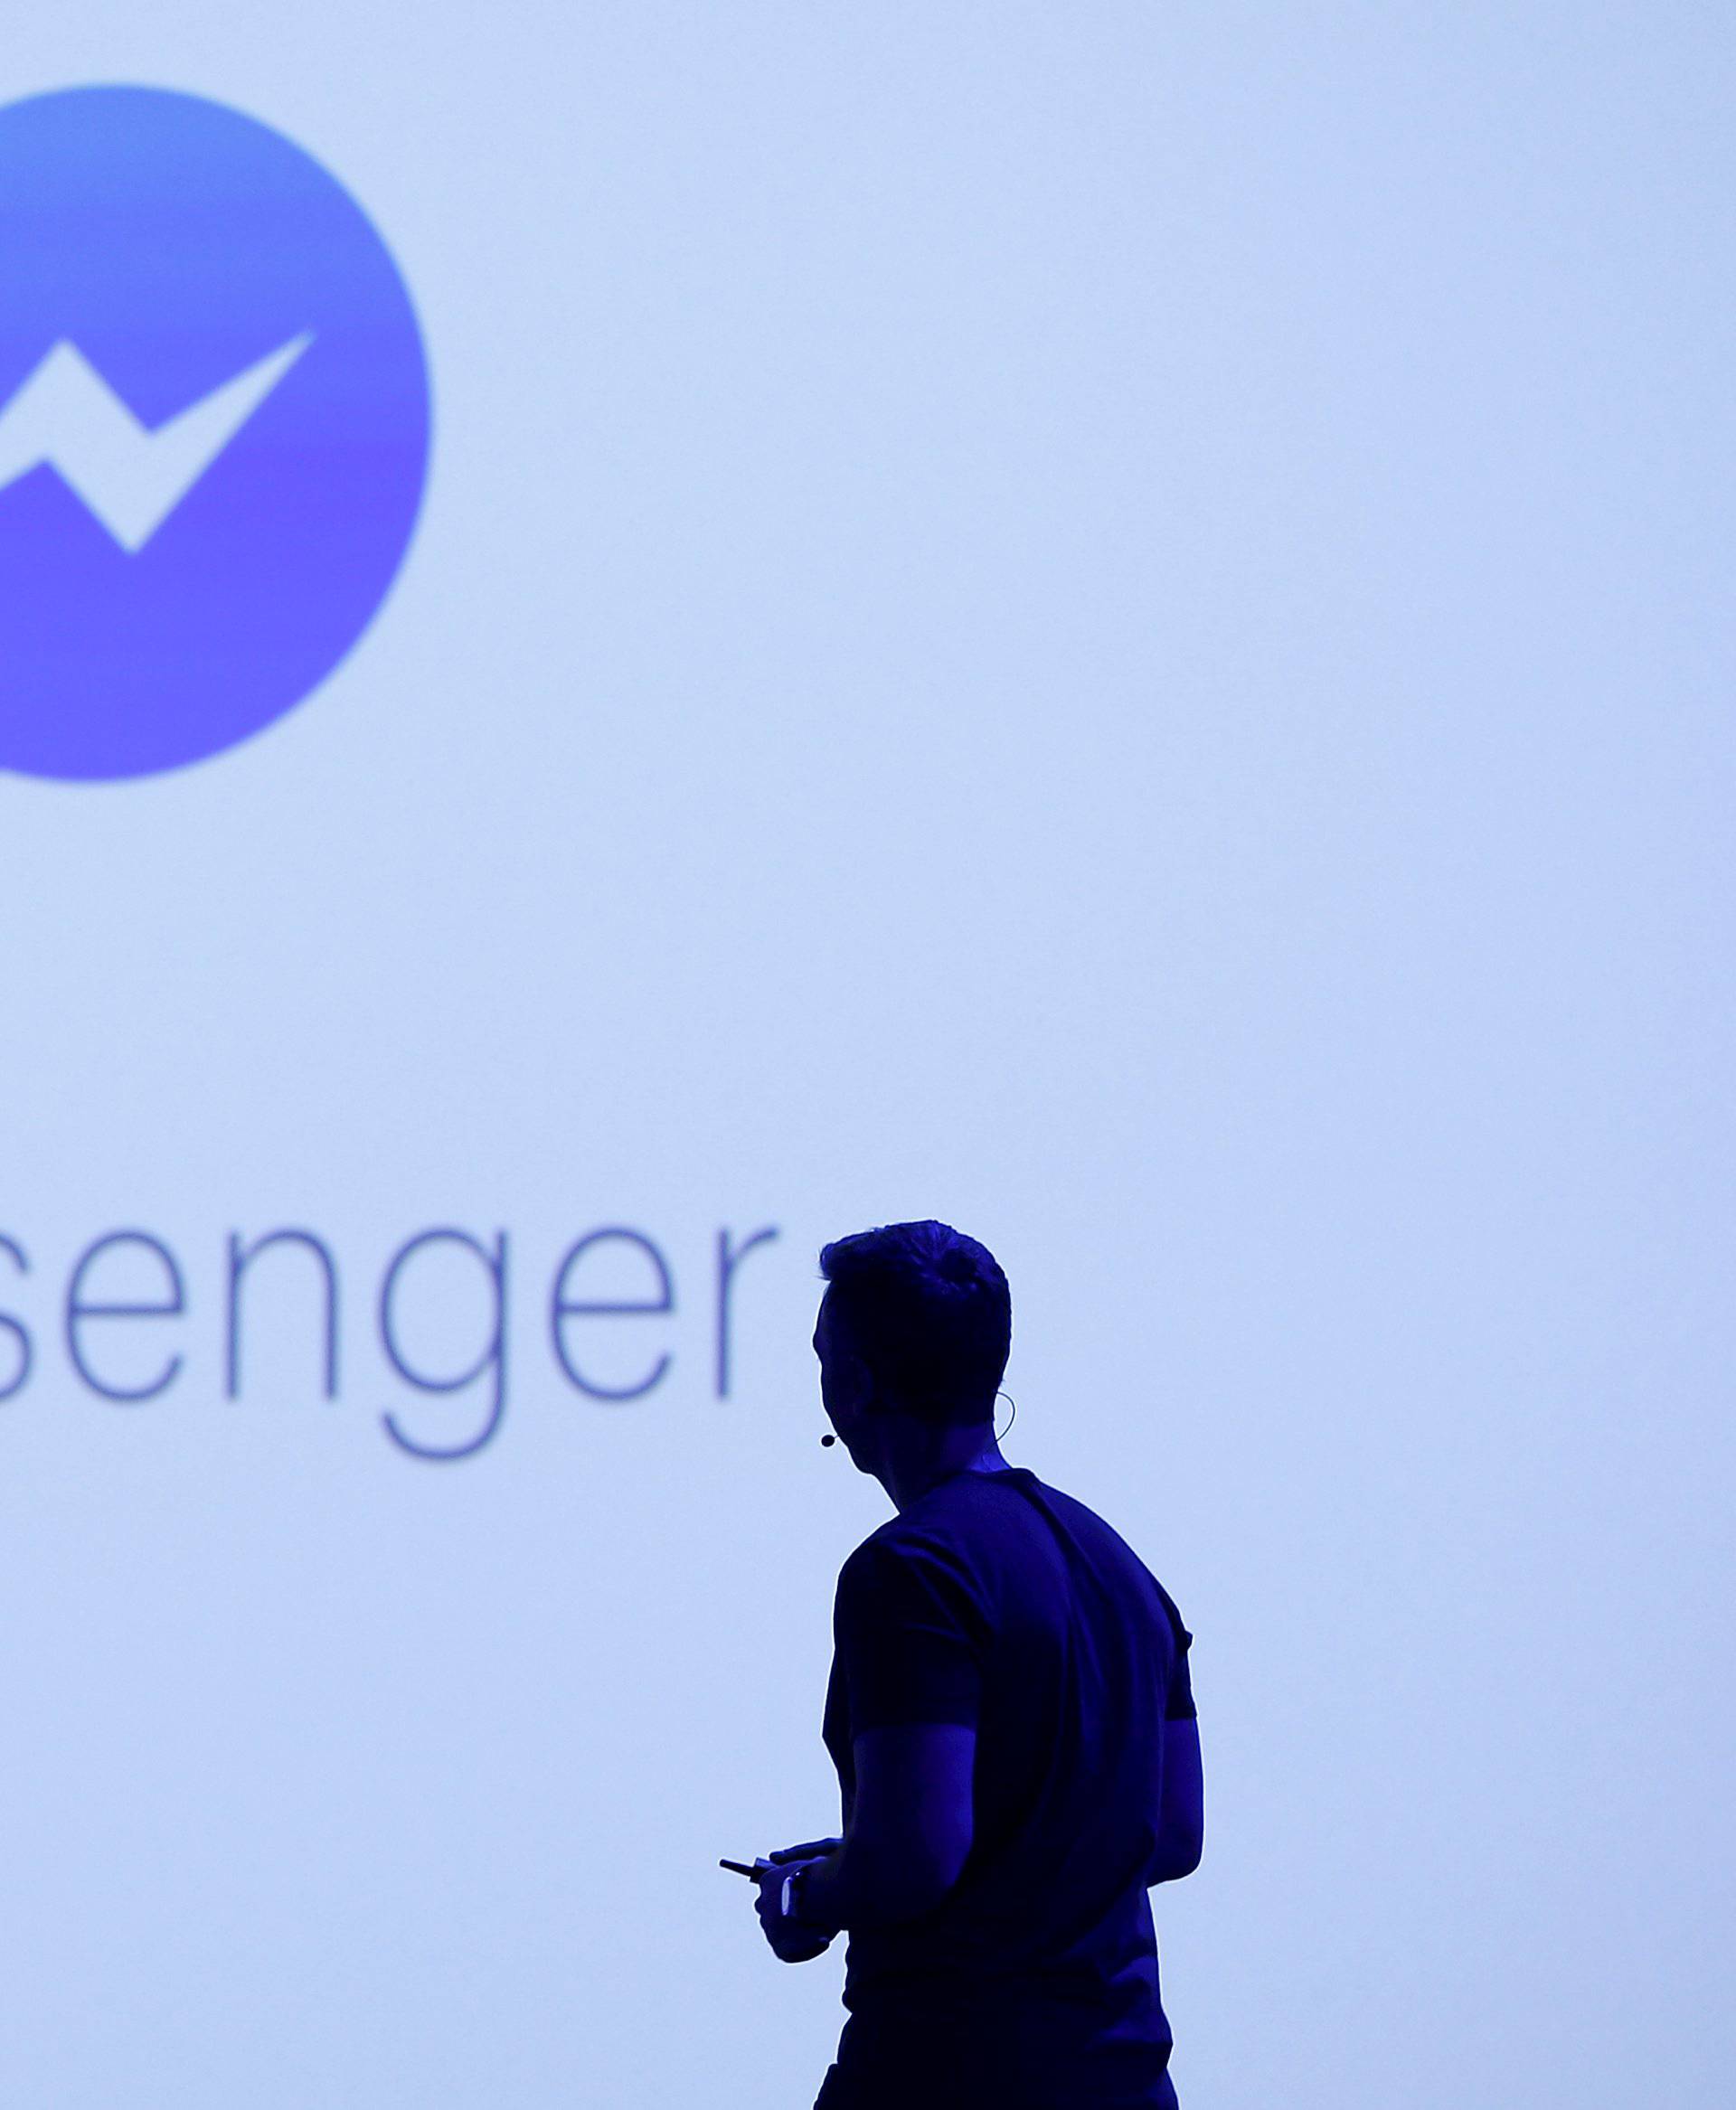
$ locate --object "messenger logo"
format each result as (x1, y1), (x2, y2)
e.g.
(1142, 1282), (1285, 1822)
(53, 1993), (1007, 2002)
(0, 87), (431, 782)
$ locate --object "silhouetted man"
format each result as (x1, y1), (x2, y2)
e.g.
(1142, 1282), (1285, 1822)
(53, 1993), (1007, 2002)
(751, 1220), (1203, 2110)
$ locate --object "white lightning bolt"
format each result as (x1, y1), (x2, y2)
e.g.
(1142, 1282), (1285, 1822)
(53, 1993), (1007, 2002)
(0, 334), (314, 553)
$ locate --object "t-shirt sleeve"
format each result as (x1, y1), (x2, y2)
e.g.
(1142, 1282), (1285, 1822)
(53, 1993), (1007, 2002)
(833, 1536), (986, 1733)
(1156, 1582), (1197, 1721)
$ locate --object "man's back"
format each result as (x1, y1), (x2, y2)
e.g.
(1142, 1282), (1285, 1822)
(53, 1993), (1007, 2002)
(820, 1463), (1199, 2108)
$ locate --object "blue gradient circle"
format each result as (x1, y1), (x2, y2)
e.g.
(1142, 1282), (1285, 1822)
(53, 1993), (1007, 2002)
(0, 87), (430, 782)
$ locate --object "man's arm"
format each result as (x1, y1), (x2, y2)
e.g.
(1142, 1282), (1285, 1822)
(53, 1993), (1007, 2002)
(1147, 1716), (1204, 1884)
(797, 1722), (976, 1934)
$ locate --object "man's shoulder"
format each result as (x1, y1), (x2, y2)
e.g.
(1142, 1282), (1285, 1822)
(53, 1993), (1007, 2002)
(835, 1512), (987, 1617)
(843, 1512), (958, 1577)
(1033, 1474), (1165, 1574)
(996, 1477), (1187, 1641)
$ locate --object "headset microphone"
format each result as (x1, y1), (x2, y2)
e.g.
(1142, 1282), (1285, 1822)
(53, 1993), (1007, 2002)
(820, 1433), (836, 1446)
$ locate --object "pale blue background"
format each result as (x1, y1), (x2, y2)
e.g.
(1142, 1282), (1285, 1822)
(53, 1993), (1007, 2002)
(0, 6), (1730, 2105)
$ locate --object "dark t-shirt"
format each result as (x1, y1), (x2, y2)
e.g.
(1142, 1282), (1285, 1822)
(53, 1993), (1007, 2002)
(819, 1464), (1196, 2109)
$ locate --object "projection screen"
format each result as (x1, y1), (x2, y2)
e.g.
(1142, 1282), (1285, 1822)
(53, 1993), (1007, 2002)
(2, 9), (1729, 2106)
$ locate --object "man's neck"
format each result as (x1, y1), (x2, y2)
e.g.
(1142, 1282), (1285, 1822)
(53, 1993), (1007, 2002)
(882, 1428), (1010, 1512)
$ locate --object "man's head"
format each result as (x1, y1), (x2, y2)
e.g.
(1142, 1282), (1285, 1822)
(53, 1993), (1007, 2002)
(813, 1220), (1012, 1443)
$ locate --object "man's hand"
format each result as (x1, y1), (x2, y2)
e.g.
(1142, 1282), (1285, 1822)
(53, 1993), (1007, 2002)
(751, 1847), (838, 1963)
(768, 1834), (844, 1864)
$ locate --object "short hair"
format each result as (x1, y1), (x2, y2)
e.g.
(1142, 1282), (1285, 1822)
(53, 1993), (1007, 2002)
(818, 1219), (1011, 1427)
